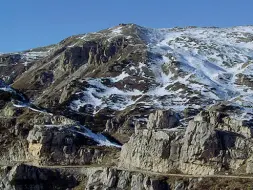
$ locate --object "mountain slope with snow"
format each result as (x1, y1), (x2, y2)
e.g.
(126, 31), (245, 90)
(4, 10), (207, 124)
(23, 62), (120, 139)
(1, 24), (253, 138)
(66, 25), (253, 122)
(0, 45), (54, 84)
(140, 26), (253, 119)
(2, 25), (253, 187)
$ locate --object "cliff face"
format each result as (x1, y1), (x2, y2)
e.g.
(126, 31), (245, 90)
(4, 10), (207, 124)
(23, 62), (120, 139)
(1, 24), (253, 189)
(120, 107), (253, 176)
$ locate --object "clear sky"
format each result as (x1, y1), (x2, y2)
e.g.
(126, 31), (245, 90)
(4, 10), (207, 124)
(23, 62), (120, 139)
(1, 0), (253, 52)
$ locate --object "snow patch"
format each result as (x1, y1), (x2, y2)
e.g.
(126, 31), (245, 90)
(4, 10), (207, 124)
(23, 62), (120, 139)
(70, 125), (121, 148)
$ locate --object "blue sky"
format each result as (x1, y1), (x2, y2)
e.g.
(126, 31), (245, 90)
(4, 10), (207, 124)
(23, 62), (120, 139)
(1, 0), (253, 52)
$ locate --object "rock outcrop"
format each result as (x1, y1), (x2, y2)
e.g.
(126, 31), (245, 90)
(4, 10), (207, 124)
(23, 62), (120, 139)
(27, 125), (118, 166)
(120, 109), (253, 175)
(81, 166), (253, 190)
(84, 167), (169, 190)
(2, 164), (253, 190)
(119, 128), (185, 173)
(0, 164), (77, 190)
(0, 118), (29, 165)
(147, 110), (180, 129)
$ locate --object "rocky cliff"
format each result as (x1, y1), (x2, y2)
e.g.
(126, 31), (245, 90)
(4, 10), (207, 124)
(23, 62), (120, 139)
(120, 106), (253, 176)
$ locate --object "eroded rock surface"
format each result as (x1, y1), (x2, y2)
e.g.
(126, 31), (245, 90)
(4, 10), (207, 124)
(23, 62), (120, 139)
(26, 125), (119, 166)
(84, 167), (170, 190)
(120, 108), (253, 175)
(147, 110), (180, 129)
(119, 128), (185, 173)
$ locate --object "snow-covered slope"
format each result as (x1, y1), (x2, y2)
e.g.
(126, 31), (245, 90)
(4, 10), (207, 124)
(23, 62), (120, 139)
(0, 46), (54, 84)
(68, 25), (253, 121)
(1, 24), (253, 147)
(21, 49), (52, 66)
(143, 26), (253, 119)
(0, 47), (53, 66)
(0, 79), (53, 115)
(0, 79), (121, 148)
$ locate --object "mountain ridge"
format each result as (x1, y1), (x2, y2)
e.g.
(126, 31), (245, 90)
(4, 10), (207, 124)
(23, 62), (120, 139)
(1, 24), (253, 124)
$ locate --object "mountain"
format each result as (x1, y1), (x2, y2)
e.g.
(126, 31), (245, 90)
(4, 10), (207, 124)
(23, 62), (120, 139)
(1, 24), (253, 189)
(4, 24), (253, 128)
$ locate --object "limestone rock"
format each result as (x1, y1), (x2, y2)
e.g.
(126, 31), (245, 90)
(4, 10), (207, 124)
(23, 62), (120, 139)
(119, 128), (185, 173)
(0, 118), (28, 165)
(2, 104), (22, 117)
(131, 173), (145, 190)
(85, 167), (170, 190)
(180, 120), (222, 175)
(147, 110), (179, 129)
(26, 125), (107, 165)
(120, 110), (253, 175)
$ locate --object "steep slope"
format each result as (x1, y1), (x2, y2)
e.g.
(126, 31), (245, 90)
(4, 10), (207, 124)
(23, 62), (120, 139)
(10, 24), (148, 132)
(1, 24), (253, 134)
(142, 26), (253, 120)
(0, 45), (54, 84)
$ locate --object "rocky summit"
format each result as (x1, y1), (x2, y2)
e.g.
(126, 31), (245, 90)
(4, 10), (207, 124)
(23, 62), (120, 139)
(1, 24), (253, 189)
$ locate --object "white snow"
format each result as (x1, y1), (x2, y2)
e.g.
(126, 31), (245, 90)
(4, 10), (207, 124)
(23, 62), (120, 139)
(68, 25), (253, 120)
(68, 43), (78, 48)
(0, 80), (15, 93)
(107, 26), (124, 41)
(42, 120), (121, 148)
(28, 105), (53, 116)
(12, 101), (53, 116)
(70, 125), (121, 148)
(71, 78), (142, 113)
(12, 102), (27, 108)
(0, 79), (53, 116)
(111, 26), (122, 35)
(22, 51), (50, 62)
(111, 72), (130, 82)
(141, 26), (253, 114)
(22, 62), (29, 67)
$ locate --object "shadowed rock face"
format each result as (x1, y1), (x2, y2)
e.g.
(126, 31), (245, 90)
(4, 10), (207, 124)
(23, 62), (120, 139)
(0, 164), (78, 190)
(2, 164), (253, 190)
